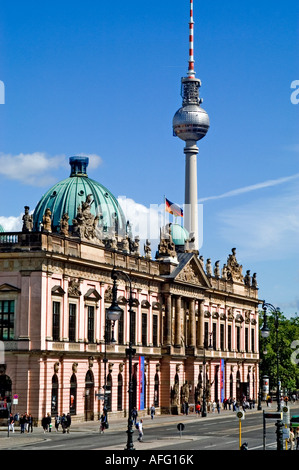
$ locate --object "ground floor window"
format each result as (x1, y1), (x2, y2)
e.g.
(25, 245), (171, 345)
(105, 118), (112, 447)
(70, 374), (77, 415)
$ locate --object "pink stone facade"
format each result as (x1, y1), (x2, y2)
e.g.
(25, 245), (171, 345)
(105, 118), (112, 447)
(0, 232), (260, 423)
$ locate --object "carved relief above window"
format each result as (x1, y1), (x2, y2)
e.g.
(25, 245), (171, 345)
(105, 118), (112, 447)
(68, 279), (81, 298)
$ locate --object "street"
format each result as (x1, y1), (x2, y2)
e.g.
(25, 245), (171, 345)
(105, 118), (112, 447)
(1, 405), (299, 452)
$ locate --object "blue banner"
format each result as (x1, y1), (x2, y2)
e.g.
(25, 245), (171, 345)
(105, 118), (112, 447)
(139, 356), (145, 410)
(220, 359), (225, 402)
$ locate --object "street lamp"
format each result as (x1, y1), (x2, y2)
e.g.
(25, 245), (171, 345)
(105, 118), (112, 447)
(201, 332), (213, 417)
(104, 275), (123, 428)
(261, 301), (283, 451)
(109, 268), (136, 451)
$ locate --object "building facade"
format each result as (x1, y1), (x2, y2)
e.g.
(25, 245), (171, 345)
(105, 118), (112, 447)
(0, 188), (260, 422)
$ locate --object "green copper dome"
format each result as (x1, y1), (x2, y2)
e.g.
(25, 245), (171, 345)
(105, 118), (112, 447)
(33, 156), (127, 235)
(171, 223), (189, 246)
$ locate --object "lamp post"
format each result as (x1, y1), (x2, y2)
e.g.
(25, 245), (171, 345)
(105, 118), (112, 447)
(105, 275), (123, 429)
(109, 268), (136, 451)
(261, 301), (283, 451)
(201, 332), (213, 417)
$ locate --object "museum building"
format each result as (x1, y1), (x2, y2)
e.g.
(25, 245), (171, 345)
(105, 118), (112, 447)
(0, 1), (261, 423)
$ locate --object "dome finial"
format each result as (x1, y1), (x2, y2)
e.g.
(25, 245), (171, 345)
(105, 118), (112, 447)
(69, 156), (89, 177)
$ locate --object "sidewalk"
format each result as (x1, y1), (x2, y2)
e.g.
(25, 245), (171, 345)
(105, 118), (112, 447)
(0, 406), (263, 450)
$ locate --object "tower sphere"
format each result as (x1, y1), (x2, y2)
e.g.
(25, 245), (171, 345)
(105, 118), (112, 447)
(173, 104), (210, 142)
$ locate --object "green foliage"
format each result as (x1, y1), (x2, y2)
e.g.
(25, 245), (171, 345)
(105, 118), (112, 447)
(259, 311), (299, 393)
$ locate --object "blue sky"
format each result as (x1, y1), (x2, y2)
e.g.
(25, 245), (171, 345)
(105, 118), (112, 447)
(0, 0), (298, 316)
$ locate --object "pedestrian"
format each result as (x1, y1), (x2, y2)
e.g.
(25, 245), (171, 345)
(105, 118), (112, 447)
(61, 414), (67, 433)
(19, 414), (26, 433)
(289, 428), (295, 450)
(137, 419), (143, 442)
(150, 404), (155, 420)
(24, 413), (29, 432)
(195, 402), (201, 416)
(66, 413), (71, 433)
(42, 415), (48, 433)
(216, 400), (221, 414)
(47, 413), (52, 432)
(100, 412), (107, 434)
(9, 413), (14, 433)
(55, 415), (60, 432)
(27, 414), (33, 433)
(296, 430), (299, 450)
(132, 407), (138, 425)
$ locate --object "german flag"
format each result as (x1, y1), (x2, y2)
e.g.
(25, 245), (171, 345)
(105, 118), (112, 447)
(165, 198), (183, 217)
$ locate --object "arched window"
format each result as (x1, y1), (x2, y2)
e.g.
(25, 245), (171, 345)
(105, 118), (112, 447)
(0, 372), (12, 418)
(70, 374), (77, 415)
(51, 374), (59, 416)
(107, 373), (112, 412)
(154, 373), (159, 407)
(117, 373), (123, 411)
(230, 373), (234, 398)
(85, 370), (94, 421)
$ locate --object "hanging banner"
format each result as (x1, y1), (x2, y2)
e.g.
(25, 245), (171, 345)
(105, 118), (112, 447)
(139, 356), (145, 411)
(220, 359), (225, 402)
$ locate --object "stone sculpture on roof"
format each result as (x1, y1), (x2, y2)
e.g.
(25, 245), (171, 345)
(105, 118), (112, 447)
(226, 248), (243, 282)
(22, 206), (33, 233)
(72, 194), (100, 242)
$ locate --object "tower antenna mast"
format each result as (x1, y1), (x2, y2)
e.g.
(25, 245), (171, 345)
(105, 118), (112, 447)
(188, 0), (195, 78)
(172, 0), (210, 252)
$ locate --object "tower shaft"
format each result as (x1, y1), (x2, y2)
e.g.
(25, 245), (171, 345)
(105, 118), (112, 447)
(184, 141), (199, 251)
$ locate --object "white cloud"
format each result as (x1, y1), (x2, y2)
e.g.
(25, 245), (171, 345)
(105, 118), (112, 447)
(117, 196), (165, 242)
(0, 214), (22, 232)
(0, 152), (102, 186)
(218, 186), (299, 262)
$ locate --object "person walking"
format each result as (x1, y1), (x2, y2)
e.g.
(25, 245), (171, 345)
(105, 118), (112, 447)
(27, 414), (33, 433)
(55, 415), (60, 432)
(289, 428), (295, 450)
(19, 414), (26, 433)
(137, 419), (143, 442)
(66, 413), (71, 433)
(61, 414), (67, 433)
(42, 415), (48, 433)
(195, 402), (201, 416)
(47, 413), (52, 432)
(99, 412), (107, 434)
(9, 413), (14, 433)
(216, 400), (221, 414)
(132, 407), (138, 425)
(150, 404), (155, 420)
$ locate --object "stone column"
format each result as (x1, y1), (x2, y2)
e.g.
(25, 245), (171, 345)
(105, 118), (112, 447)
(189, 299), (196, 347)
(197, 300), (205, 348)
(165, 294), (172, 346)
(175, 296), (181, 347)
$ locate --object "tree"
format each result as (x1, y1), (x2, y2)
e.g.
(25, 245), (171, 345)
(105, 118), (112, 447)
(259, 311), (299, 395)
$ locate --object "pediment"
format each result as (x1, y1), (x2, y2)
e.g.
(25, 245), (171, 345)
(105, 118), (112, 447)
(173, 255), (211, 288)
(51, 285), (65, 296)
(0, 283), (21, 293)
(84, 288), (102, 302)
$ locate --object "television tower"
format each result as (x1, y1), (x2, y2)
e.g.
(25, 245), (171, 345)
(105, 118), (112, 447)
(173, 0), (210, 252)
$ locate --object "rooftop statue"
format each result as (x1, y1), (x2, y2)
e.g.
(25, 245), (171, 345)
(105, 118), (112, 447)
(72, 194), (100, 242)
(22, 206), (33, 233)
(226, 248), (244, 282)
